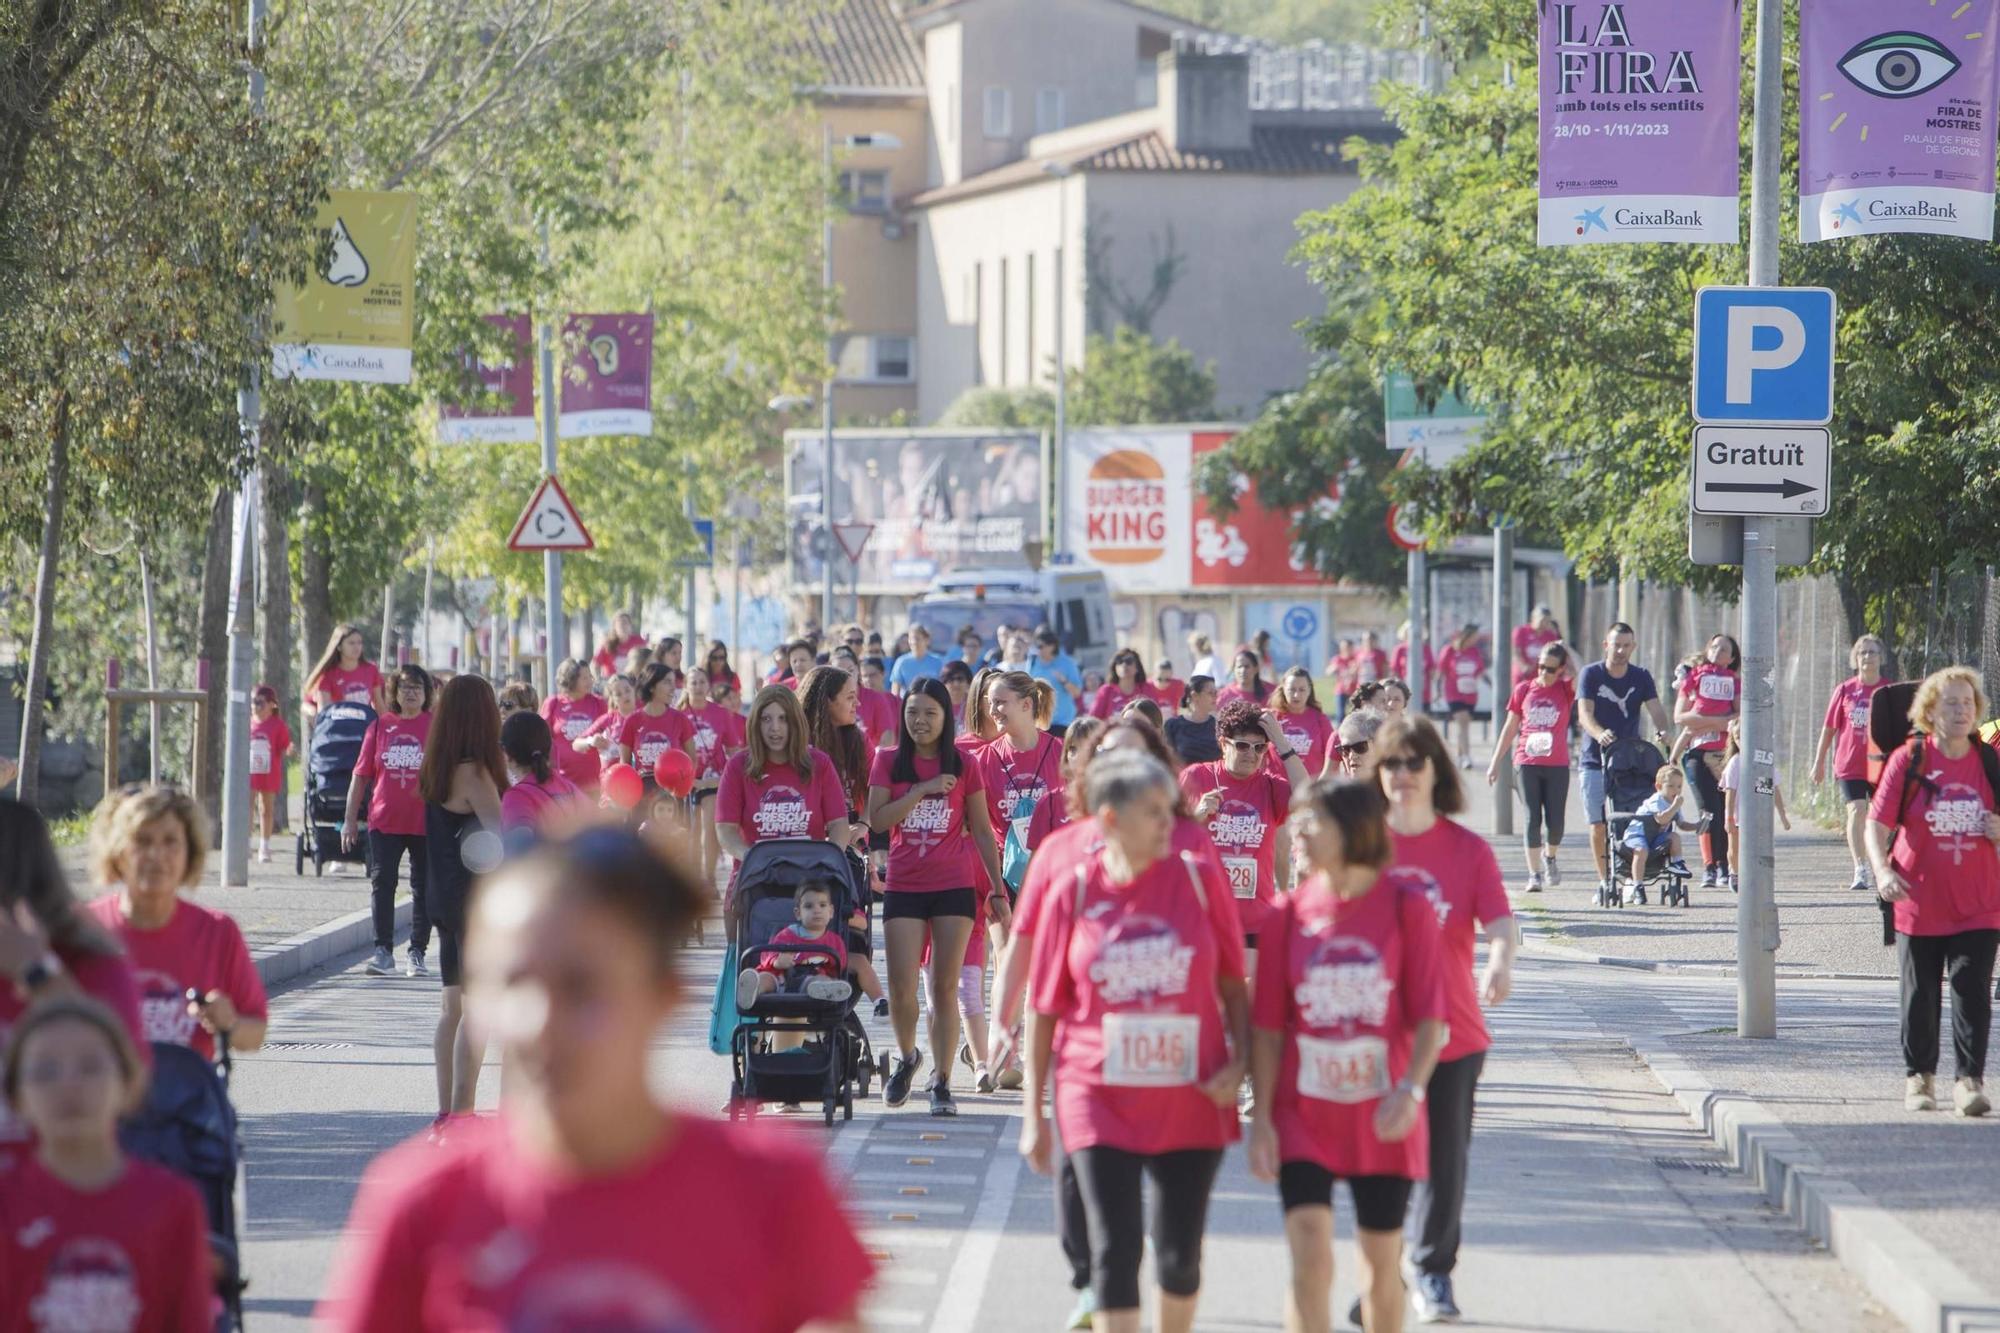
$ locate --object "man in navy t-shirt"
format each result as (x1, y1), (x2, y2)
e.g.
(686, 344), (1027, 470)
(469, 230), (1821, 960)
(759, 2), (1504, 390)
(1577, 622), (1672, 894)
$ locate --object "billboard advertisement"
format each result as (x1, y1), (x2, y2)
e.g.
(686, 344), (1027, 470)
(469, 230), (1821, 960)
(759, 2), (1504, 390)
(1189, 429), (1332, 588)
(272, 189), (418, 383)
(438, 313), (536, 443)
(558, 314), (654, 438)
(1799, 0), (1999, 242)
(1537, 0), (1742, 245)
(788, 430), (1043, 589)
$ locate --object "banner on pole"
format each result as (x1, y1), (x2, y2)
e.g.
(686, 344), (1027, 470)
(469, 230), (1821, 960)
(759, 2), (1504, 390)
(1537, 0), (1742, 245)
(272, 190), (417, 383)
(1799, 0), (1999, 242)
(439, 314), (536, 443)
(1384, 371), (1488, 464)
(558, 314), (654, 438)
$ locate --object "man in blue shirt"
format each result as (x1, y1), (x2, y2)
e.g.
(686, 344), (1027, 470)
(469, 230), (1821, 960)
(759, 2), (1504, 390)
(888, 623), (948, 694)
(1029, 628), (1085, 734)
(1577, 621), (1672, 899)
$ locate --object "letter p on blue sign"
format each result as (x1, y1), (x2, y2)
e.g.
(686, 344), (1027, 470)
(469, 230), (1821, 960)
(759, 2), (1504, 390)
(1692, 286), (1835, 426)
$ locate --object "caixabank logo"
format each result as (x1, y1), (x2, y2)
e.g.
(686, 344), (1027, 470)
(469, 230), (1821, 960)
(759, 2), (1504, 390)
(1573, 204), (1709, 237)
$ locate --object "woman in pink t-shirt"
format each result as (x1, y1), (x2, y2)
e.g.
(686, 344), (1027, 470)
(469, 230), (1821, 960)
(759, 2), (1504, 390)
(499, 713), (584, 834)
(1436, 625), (1487, 769)
(248, 684), (293, 863)
(1247, 777), (1447, 1333)
(1487, 640), (1577, 892)
(343, 665), (436, 978)
(1022, 749), (1248, 1332)
(303, 622), (385, 717)
(1089, 649), (1150, 720)
(684, 667), (746, 890)
(1675, 633), (1742, 886)
(715, 686), (850, 860)
(575, 674), (637, 780)
(618, 662), (696, 789)
(1270, 668), (1337, 781)
(866, 678), (1007, 1116)
(1811, 633), (1889, 893)
(539, 659), (606, 795)
(319, 830), (874, 1331)
(1218, 648), (1273, 708)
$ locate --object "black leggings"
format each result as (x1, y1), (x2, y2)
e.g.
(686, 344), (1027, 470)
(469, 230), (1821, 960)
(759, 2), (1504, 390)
(1516, 764), (1569, 850)
(1682, 751), (1728, 869)
(1071, 1145), (1223, 1311)
(367, 830), (430, 955)
(1899, 929), (2000, 1079)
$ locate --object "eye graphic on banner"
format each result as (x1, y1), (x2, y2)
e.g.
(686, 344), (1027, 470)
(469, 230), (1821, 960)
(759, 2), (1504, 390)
(1837, 32), (1961, 98)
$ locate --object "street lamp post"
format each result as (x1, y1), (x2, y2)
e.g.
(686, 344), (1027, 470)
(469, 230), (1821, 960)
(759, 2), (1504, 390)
(1043, 161), (1073, 557)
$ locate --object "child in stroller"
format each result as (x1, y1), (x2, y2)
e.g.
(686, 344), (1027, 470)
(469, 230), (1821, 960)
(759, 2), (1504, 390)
(736, 880), (855, 1050)
(1620, 764), (1701, 906)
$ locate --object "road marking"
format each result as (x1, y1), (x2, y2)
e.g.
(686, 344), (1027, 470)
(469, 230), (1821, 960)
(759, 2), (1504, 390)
(852, 1171), (981, 1186)
(864, 1144), (985, 1159)
(928, 1111), (1023, 1333)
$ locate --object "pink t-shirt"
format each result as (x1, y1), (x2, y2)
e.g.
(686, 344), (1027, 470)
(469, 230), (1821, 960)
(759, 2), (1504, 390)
(687, 702), (746, 781)
(869, 749), (987, 894)
(353, 711), (431, 836)
(619, 707), (695, 777)
(757, 925), (848, 979)
(1679, 664), (1740, 752)
(312, 660), (382, 708)
(1030, 849), (1244, 1155)
(0, 948), (147, 1146)
(1217, 681), (1270, 708)
(500, 772), (584, 832)
(249, 713), (293, 793)
(974, 732), (1064, 856)
(1507, 677), (1575, 768)
(1511, 625), (1557, 688)
(578, 709), (630, 776)
(1178, 761), (1291, 936)
(318, 1116), (872, 1333)
(1350, 648), (1389, 687)
(0, 1154), (212, 1332)
(1824, 676), (1886, 781)
(541, 693), (608, 790)
(1013, 817), (1223, 941)
(1870, 739), (2000, 936)
(1271, 707), (1335, 779)
(1391, 643), (1435, 694)
(590, 633), (647, 679)
(1148, 678), (1186, 710)
(716, 749), (847, 844)
(1089, 682), (1147, 720)
(84, 897), (268, 1064)
(1438, 645), (1484, 706)
(1252, 871), (1445, 1180)
(1389, 819), (1511, 1063)
(858, 687), (901, 747)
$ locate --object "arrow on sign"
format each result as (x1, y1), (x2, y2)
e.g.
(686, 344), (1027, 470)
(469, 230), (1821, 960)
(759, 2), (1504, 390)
(1702, 478), (1816, 499)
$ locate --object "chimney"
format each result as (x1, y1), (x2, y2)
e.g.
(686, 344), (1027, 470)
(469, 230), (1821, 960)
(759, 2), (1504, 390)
(1160, 49), (1251, 153)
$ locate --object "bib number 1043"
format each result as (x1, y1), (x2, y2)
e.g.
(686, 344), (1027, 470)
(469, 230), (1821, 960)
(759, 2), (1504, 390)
(1102, 1013), (1200, 1087)
(1296, 1034), (1390, 1104)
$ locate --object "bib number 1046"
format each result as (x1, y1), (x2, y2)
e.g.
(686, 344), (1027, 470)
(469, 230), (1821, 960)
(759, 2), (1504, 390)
(1102, 1013), (1200, 1087)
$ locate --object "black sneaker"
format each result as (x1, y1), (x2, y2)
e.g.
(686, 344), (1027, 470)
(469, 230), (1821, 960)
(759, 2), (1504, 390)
(884, 1051), (923, 1107)
(929, 1078), (957, 1117)
(873, 997), (889, 1019)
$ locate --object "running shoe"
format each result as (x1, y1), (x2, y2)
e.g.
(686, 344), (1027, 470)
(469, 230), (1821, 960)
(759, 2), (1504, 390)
(257, 846), (272, 864)
(1594, 880), (1612, 908)
(1728, 873), (1740, 894)
(1065, 1288), (1097, 1330)
(1954, 1077), (1991, 1118)
(803, 977), (853, 1004)
(975, 1063), (995, 1093)
(406, 950), (428, 978)
(929, 1078), (957, 1117)
(1631, 883), (1647, 906)
(997, 1063), (1024, 1091)
(424, 1111), (451, 1145)
(1906, 1073), (1937, 1111)
(1666, 858), (1691, 877)
(1524, 873), (1543, 894)
(873, 997), (890, 1019)
(960, 1039), (974, 1070)
(884, 1051), (923, 1107)
(365, 947), (396, 976)
(1849, 871), (1871, 892)
(1412, 1272), (1461, 1324)
(1544, 856), (1561, 886)
(1701, 865), (1719, 888)
(736, 969), (765, 1013)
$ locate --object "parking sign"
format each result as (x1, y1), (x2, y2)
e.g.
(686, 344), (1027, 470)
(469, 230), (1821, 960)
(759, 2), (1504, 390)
(1692, 286), (1836, 425)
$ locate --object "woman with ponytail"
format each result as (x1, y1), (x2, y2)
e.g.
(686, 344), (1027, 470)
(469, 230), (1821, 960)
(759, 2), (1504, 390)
(499, 712), (583, 834)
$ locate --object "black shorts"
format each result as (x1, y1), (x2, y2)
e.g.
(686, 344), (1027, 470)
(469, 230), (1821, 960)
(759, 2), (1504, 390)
(1278, 1161), (1412, 1231)
(1243, 932), (1259, 951)
(882, 887), (979, 922)
(436, 923), (463, 989)
(1447, 700), (1475, 716)
(1839, 777), (1875, 803)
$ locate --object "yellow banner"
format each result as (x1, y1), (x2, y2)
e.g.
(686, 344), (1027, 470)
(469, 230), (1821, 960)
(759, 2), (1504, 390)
(273, 189), (416, 383)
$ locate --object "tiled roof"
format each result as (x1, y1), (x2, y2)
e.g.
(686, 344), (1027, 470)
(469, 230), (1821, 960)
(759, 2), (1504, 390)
(802, 0), (926, 93)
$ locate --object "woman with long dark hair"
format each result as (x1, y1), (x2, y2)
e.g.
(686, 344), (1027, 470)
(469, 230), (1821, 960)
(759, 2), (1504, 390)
(498, 712), (584, 834)
(304, 622), (385, 716)
(343, 664), (435, 978)
(1676, 632), (1742, 889)
(1487, 640), (1578, 892)
(1218, 648), (1272, 707)
(800, 666), (872, 843)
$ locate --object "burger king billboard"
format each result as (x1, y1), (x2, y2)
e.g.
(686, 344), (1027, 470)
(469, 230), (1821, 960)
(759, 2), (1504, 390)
(1066, 430), (1192, 591)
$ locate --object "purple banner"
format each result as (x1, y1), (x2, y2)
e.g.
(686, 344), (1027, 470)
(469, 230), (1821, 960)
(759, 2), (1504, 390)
(439, 314), (536, 443)
(558, 313), (654, 438)
(1538, 0), (1742, 245)
(1800, 0), (1998, 242)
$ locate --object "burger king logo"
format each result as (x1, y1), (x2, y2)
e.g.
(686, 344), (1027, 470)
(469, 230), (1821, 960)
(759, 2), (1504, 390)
(1085, 450), (1167, 564)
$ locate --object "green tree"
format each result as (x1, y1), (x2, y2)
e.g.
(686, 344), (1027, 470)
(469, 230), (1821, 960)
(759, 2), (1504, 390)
(937, 386), (1056, 430)
(1070, 327), (1220, 425)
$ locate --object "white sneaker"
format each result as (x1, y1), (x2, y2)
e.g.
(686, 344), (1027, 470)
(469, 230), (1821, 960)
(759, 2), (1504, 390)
(1906, 1073), (1937, 1112)
(736, 969), (765, 1012)
(1524, 872), (1544, 894)
(803, 977), (853, 1004)
(1544, 855), (1562, 886)
(405, 951), (428, 978)
(1954, 1077), (1991, 1118)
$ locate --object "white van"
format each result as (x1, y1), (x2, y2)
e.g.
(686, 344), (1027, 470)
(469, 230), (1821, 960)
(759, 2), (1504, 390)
(909, 564), (1115, 663)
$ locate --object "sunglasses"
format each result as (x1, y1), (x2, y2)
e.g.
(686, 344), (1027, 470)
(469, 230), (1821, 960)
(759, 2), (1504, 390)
(1537, 661), (1562, 673)
(1338, 740), (1370, 758)
(1226, 739), (1269, 754)
(1378, 753), (1429, 774)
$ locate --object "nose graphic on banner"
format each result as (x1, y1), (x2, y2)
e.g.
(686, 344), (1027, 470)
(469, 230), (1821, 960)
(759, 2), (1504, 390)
(1724, 306), (1806, 404)
(323, 218), (369, 287)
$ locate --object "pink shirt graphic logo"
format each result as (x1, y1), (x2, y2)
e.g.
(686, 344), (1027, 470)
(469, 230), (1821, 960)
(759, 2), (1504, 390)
(30, 1236), (142, 1332)
(901, 796), (952, 853)
(1925, 784), (1988, 864)
(1523, 701), (1562, 730)
(1385, 865), (1451, 929)
(506, 1262), (714, 1332)
(136, 968), (199, 1046)
(383, 738), (423, 775)
(560, 713), (593, 740)
(692, 723), (719, 771)
(636, 739), (670, 771)
(1208, 802), (1268, 850)
(751, 786), (810, 839)
(1087, 916), (1194, 1006)
(1293, 933), (1394, 1029)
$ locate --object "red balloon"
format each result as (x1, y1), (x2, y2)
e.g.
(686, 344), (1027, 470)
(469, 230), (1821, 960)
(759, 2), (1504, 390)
(602, 762), (644, 810)
(654, 747), (695, 798)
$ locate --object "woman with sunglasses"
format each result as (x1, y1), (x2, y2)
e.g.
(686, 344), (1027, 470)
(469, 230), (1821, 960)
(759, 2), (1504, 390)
(1487, 642), (1577, 892)
(1675, 633), (1742, 889)
(1179, 701), (1310, 966)
(703, 640), (742, 698)
(343, 665), (436, 978)
(1811, 635), (1891, 894)
(1090, 650), (1150, 720)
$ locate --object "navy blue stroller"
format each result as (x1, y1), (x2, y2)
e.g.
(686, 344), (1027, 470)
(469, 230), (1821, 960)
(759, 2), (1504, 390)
(122, 1023), (245, 1331)
(1602, 736), (1697, 908)
(297, 701), (375, 875)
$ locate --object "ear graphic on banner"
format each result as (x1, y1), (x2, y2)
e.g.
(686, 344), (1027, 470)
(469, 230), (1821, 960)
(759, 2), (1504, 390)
(558, 314), (654, 438)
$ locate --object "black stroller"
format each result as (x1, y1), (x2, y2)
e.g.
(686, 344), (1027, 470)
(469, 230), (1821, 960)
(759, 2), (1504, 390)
(1601, 736), (1697, 908)
(726, 839), (877, 1127)
(297, 701), (375, 876)
(122, 1021), (245, 1331)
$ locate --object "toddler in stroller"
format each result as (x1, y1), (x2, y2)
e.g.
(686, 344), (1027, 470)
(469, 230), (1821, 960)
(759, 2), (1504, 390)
(735, 881), (854, 1051)
(1618, 763), (1701, 907)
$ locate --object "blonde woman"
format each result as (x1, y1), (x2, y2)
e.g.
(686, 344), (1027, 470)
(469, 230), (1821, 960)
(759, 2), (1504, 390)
(1811, 634), (1890, 892)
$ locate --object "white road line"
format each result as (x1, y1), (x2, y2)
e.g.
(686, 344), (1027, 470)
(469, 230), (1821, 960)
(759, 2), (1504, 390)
(927, 1111), (1024, 1333)
(863, 1229), (958, 1249)
(851, 1170), (982, 1186)
(862, 1144), (987, 1159)
(861, 1309), (928, 1328)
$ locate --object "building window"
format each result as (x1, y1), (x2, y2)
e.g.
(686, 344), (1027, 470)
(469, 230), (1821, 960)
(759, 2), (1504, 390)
(834, 335), (916, 385)
(983, 86), (1012, 139)
(874, 337), (914, 382)
(1035, 87), (1065, 134)
(839, 170), (890, 215)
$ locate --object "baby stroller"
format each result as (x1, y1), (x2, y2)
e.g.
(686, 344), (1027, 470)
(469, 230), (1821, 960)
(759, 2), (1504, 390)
(121, 1021), (245, 1332)
(297, 701), (375, 876)
(1601, 735), (1696, 908)
(726, 838), (876, 1127)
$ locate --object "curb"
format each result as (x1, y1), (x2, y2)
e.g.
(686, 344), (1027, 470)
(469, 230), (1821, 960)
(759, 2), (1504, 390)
(1630, 1039), (2000, 1333)
(251, 898), (411, 989)
(1518, 935), (1891, 983)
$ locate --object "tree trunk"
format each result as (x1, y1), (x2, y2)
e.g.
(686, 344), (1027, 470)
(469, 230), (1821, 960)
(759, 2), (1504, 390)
(16, 392), (72, 808)
(1834, 570), (1868, 658)
(195, 485), (232, 816)
(298, 477), (334, 667)
(260, 461), (294, 830)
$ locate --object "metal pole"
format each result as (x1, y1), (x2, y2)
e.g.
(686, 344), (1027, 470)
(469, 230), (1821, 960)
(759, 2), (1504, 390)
(1054, 174), (1069, 557)
(219, 0), (267, 887)
(139, 549), (160, 784)
(1408, 549), (1429, 717)
(684, 461), (698, 653)
(1492, 523), (1515, 838)
(379, 582), (394, 677)
(821, 125), (837, 631)
(421, 537), (435, 666)
(539, 221), (566, 683)
(1736, 0), (1783, 1040)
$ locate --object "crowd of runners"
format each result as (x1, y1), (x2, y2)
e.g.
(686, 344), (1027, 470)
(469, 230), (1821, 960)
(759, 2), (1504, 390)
(3, 591), (1999, 1331)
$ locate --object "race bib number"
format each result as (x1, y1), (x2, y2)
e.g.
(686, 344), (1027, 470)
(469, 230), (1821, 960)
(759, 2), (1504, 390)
(1524, 730), (1554, 758)
(249, 737), (271, 775)
(1296, 1033), (1391, 1104)
(1851, 703), (1870, 731)
(1698, 673), (1735, 703)
(1222, 854), (1258, 899)
(1456, 668), (1476, 689)
(1103, 1012), (1200, 1087)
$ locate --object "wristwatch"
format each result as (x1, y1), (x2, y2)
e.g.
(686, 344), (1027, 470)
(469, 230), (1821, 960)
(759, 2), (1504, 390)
(19, 952), (63, 992)
(1276, 747), (1297, 762)
(1395, 1078), (1427, 1104)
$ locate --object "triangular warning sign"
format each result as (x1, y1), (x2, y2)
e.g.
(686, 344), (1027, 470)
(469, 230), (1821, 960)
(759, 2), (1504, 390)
(832, 522), (874, 563)
(507, 474), (594, 551)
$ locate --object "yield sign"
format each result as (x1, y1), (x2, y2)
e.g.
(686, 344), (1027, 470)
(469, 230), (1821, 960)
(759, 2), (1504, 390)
(832, 521), (874, 564)
(507, 474), (594, 551)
